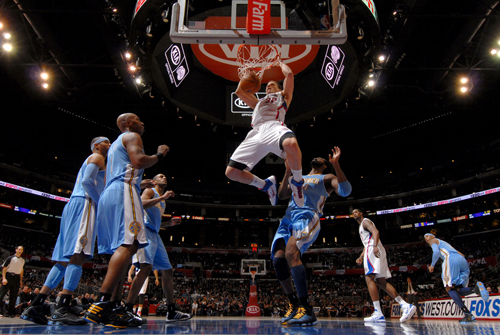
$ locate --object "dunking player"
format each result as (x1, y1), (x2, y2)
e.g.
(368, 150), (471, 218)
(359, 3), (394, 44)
(127, 264), (158, 317)
(21, 137), (110, 325)
(424, 233), (489, 324)
(84, 113), (169, 329)
(125, 173), (192, 324)
(353, 209), (416, 322)
(271, 147), (352, 326)
(225, 62), (305, 207)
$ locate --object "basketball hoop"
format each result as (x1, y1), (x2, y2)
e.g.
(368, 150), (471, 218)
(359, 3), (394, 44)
(237, 44), (280, 80)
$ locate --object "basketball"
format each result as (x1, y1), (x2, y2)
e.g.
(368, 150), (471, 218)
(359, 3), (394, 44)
(240, 72), (261, 94)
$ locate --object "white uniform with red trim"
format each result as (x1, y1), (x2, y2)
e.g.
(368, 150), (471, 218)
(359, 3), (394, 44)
(230, 91), (294, 170)
(359, 218), (391, 279)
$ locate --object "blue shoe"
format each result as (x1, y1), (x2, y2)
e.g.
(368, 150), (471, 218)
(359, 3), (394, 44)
(459, 313), (476, 324)
(261, 176), (278, 206)
(281, 303), (298, 325)
(287, 307), (317, 327)
(399, 304), (416, 323)
(289, 177), (305, 207)
(474, 281), (489, 302)
(364, 311), (385, 322)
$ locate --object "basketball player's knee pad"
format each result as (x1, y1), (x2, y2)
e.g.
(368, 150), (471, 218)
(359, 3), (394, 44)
(273, 257), (290, 281)
(44, 263), (66, 290)
(63, 264), (83, 292)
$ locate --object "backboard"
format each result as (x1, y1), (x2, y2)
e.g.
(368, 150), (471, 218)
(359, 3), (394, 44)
(241, 259), (266, 277)
(170, 0), (347, 45)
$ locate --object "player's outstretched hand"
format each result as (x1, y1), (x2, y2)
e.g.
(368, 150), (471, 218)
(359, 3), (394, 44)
(170, 217), (181, 226)
(328, 146), (341, 165)
(158, 144), (170, 156)
(140, 179), (156, 189)
(162, 190), (175, 200)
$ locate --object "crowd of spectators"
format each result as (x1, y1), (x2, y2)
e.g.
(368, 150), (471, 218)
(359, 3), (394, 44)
(2, 227), (498, 318)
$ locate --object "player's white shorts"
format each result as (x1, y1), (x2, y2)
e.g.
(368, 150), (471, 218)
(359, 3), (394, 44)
(52, 196), (96, 262)
(132, 227), (172, 271)
(96, 182), (148, 254)
(230, 121), (294, 171)
(271, 210), (320, 258)
(441, 254), (470, 288)
(364, 244), (391, 279)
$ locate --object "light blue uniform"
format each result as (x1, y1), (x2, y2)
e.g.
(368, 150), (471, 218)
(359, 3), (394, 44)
(132, 188), (172, 271)
(271, 174), (329, 258)
(431, 239), (470, 288)
(52, 155), (105, 261)
(96, 132), (148, 254)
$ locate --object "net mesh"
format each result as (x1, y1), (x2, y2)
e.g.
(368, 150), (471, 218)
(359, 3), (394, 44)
(237, 44), (280, 79)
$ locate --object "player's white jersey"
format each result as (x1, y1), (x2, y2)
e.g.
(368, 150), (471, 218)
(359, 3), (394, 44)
(359, 218), (383, 248)
(251, 91), (287, 127)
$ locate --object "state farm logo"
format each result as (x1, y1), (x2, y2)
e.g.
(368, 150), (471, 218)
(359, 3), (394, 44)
(191, 44), (319, 82)
(246, 306), (260, 313)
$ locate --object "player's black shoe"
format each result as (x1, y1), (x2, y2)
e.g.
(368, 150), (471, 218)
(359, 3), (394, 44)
(48, 307), (87, 325)
(21, 305), (48, 325)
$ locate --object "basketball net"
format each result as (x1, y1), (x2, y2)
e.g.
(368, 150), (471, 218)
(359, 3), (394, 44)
(237, 44), (281, 80)
(250, 270), (257, 281)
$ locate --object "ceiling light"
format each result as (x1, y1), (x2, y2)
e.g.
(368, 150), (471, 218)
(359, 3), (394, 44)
(460, 86), (468, 93)
(125, 52), (131, 59)
(161, 9), (169, 23)
(129, 65), (136, 72)
(378, 55), (385, 62)
(112, 8), (117, 12)
(491, 49), (498, 55)
(369, 73), (374, 78)
(368, 80), (375, 87)
(460, 77), (468, 84)
(3, 32), (11, 39)
(42, 83), (49, 89)
(135, 77), (142, 84)
(2, 43), (12, 52)
(41, 72), (48, 80)
(0, 23), (3, 29)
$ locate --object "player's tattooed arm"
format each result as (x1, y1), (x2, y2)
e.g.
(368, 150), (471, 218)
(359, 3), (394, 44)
(364, 220), (381, 258)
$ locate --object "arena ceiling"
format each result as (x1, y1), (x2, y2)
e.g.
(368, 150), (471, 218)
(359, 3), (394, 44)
(1, 0), (500, 190)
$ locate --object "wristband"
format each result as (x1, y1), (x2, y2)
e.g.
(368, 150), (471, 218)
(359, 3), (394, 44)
(155, 152), (165, 161)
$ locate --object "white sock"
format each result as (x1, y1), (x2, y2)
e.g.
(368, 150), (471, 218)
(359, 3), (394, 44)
(373, 301), (381, 313)
(291, 169), (303, 182)
(250, 175), (266, 189)
(395, 296), (407, 305)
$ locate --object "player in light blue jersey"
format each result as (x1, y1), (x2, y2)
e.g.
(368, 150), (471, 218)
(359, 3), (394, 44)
(22, 136), (110, 326)
(125, 173), (191, 324)
(84, 113), (169, 329)
(271, 147), (352, 326)
(425, 233), (489, 324)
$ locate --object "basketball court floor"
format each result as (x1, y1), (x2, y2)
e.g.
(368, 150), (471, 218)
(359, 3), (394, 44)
(1, 316), (499, 334)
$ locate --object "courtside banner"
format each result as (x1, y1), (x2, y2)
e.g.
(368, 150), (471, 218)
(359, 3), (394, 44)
(392, 294), (500, 320)
(247, 0), (271, 34)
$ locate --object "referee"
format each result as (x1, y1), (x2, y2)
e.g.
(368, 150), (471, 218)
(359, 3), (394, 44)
(0, 246), (25, 317)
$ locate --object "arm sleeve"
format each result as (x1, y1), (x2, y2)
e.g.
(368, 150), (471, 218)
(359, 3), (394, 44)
(81, 163), (101, 203)
(2, 256), (12, 268)
(431, 244), (441, 267)
(337, 181), (352, 197)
